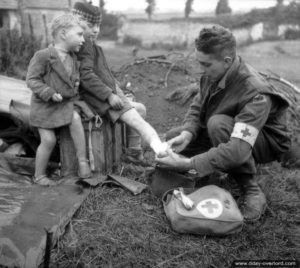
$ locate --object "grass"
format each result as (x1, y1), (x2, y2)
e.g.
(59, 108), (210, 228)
(49, 40), (300, 268)
(50, 162), (300, 268)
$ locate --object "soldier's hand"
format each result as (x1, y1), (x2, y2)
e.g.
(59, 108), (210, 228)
(167, 130), (193, 153)
(108, 93), (124, 110)
(155, 149), (192, 171)
(51, 93), (63, 102)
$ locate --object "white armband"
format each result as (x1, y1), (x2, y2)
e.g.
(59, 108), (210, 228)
(230, 122), (259, 147)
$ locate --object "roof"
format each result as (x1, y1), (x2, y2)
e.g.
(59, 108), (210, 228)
(0, 0), (18, 9)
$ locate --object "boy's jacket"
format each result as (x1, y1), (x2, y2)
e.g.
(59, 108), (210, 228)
(27, 46), (80, 128)
(77, 38), (117, 116)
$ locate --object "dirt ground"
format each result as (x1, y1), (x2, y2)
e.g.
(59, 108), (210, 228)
(50, 40), (300, 268)
(107, 40), (300, 135)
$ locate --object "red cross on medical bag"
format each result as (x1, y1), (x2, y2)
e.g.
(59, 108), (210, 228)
(162, 185), (244, 235)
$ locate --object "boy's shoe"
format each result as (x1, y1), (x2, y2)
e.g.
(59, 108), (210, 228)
(33, 175), (57, 186)
(78, 160), (92, 179)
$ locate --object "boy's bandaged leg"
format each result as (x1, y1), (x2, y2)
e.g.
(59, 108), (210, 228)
(126, 101), (145, 160)
(120, 108), (165, 155)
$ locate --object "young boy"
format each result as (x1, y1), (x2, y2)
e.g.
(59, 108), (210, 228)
(72, 2), (167, 160)
(26, 14), (92, 186)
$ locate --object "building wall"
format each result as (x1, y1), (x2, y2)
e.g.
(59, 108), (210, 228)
(0, 0), (85, 45)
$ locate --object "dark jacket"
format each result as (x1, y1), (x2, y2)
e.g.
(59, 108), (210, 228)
(26, 46), (80, 128)
(77, 38), (117, 115)
(183, 56), (291, 176)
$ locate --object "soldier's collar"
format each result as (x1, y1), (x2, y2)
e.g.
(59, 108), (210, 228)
(217, 56), (239, 89)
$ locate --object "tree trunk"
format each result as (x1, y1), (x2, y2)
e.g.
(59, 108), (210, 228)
(17, 0), (26, 34)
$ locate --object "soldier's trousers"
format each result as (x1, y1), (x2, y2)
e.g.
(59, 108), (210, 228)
(165, 114), (281, 175)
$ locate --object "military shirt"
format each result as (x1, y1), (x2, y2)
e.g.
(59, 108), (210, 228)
(182, 56), (290, 177)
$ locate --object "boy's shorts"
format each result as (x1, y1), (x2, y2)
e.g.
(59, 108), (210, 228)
(107, 88), (133, 123)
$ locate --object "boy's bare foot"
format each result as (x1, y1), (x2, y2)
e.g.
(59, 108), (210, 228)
(33, 175), (57, 186)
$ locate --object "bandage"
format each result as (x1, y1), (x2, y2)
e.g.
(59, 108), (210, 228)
(150, 140), (168, 157)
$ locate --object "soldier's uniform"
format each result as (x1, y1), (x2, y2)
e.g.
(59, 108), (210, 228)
(166, 56), (291, 221)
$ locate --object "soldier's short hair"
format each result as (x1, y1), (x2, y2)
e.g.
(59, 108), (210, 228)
(195, 25), (236, 59)
(50, 14), (81, 38)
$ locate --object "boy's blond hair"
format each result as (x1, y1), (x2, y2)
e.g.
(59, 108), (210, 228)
(50, 14), (81, 38)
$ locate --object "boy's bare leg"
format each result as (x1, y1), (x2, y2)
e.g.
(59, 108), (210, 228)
(120, 108), (163, 154)
(126, 102), (146, 160)
(34, 128), (57, 185)
(69, 111), (91, 178)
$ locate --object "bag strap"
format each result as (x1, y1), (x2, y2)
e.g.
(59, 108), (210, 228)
(88, 120), (95, 171)
(88, 115), (103, 171)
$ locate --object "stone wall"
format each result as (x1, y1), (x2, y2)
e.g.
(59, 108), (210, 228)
(118, 19), (298, 48)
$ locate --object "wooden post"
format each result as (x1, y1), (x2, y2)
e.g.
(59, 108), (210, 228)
(42, 14), (49, 46)
(17, 0), (25, 34)
(28, 13), (33, 38)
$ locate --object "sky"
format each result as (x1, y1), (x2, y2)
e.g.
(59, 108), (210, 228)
(91, 0), (287, 13)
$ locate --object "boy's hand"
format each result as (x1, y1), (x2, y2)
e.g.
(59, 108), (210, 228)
(108, 93), (124, 110)
(52, 93), (63, 102)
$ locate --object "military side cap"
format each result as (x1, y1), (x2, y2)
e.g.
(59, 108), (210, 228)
(72, 2), (102, 25)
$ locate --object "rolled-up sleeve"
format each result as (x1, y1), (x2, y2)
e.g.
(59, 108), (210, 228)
(191, 94), (272, 177)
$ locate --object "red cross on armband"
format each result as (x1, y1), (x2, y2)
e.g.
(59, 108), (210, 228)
(241, 127), (251, 138)
(230, 122), (259, 147)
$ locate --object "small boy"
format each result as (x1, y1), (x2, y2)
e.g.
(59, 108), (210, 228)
(72, 2), (168, 159)
(27, 14), (92, 186)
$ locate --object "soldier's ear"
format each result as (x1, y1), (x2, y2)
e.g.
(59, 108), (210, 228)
(224, 56), (233, 69)
(224, 56), (233, 64)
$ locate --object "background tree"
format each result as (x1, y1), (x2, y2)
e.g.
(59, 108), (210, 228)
(184, 0), (194, 18)
(99, 0), (105, 12)
(145, 0), (155, 20)
(17, 0), (25, 33)
(276, 0), (284, 7)
(215, 0), (232, 15)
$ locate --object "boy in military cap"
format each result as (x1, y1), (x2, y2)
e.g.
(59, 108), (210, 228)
(73, 2), (167, 159)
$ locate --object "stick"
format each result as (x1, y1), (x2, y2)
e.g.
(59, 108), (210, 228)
(133, 58), (173, 65)
(164, 62), (176, 87)
(259, 71), (300, 95)
(43, 228), (53, 268)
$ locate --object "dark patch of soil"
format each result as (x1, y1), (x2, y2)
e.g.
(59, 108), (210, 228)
(115, 56), (300, 144)
(115, 60), (197, 134)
